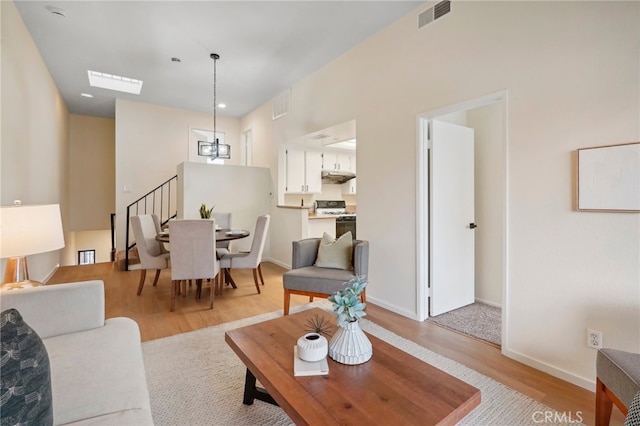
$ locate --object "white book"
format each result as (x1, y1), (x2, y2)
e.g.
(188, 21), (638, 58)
(293, 347), (329, 377)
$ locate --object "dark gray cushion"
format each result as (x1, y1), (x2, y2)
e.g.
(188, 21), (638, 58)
(0, 308), (53, 426)
(597, 348), (640, 408)
(283, 266), (355, 294)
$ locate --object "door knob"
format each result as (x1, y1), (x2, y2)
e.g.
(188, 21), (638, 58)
(469, 223), (477, 229)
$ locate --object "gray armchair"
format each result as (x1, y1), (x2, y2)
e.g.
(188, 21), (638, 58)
(282, 238), (369, 315)
(596, 348), (640, 426)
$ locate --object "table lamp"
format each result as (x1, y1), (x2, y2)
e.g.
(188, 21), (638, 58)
(0, 203), (65, 291)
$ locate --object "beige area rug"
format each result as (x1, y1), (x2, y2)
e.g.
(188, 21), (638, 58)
(142, 302), (583, 426)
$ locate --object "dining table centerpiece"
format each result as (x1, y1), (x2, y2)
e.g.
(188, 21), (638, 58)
(327, 275), (372, 365)
(199, 203), (214, 219)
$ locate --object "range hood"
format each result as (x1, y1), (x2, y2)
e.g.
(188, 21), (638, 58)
(321, 170), (356, 184)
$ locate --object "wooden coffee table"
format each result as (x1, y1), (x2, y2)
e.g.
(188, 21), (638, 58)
(225, 308), (480, 425)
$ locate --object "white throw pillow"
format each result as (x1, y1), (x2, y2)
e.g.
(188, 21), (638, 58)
(315, 232), (353, 270)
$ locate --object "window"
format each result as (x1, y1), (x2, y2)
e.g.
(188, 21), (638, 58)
(78, 250), (96, 265)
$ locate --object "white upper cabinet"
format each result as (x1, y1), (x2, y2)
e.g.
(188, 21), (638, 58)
(323, 151), (355, 173)
(285, 148), (322, 193)
(342, 177), (356, 194)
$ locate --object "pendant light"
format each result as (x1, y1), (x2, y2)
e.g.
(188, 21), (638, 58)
(198, 52), (230, 160)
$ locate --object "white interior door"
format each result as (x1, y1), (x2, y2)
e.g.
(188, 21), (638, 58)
(429, 120), (476, 316)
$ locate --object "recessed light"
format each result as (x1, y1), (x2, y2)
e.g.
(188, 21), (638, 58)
(217, 103), (226, 108)
(87, 70), (143, 95)
(45, 5), (67, 17)
(80, 93), (93, 98)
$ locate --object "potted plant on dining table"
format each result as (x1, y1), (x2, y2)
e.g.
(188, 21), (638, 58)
(199, 203), (215, 219)
(327, 275), (372, 365)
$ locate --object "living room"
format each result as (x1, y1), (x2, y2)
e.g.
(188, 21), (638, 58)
(2, 1), (638, 424)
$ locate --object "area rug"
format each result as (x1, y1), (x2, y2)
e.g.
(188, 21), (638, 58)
(142, 302), (580, 426)
(429, 302), (502, 346)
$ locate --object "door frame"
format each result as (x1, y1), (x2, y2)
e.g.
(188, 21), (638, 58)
(416, 90), (509, 347)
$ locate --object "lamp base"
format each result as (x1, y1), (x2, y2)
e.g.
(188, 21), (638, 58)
(0, 280), (43, 291)
(1, 256), (43, 291)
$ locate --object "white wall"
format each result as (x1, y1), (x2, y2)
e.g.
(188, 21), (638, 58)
(467, 103), (504, 306)
(240, 1), (640, 388)
(177, 162), (272, 254)
(69, 114), (115, 231)
(68, 230), (113, 264)
(1, 1), (70, 281)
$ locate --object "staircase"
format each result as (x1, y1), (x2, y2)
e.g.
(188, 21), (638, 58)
(113, 175), (178, 270)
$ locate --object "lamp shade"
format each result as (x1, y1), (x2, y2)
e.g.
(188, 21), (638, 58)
(0, 204), (65, 258)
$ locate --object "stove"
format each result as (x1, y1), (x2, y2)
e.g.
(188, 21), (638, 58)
(315, 200), (348, 216)
(315, 200), (356, 238)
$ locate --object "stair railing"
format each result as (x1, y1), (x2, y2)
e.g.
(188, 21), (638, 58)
(110, 213), (116, 262)
(124, 175), (178, 270)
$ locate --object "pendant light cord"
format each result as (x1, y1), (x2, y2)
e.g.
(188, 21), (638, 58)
(211, 53), (220, 155)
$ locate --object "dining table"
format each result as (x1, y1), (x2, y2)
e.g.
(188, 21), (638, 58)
(155, 228), (250, 291)
(155, 228), (250, 244)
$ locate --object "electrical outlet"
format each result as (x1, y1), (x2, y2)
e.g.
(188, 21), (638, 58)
(587, 329), (603, 349)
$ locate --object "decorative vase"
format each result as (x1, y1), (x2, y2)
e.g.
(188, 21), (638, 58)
(328, 320), (372, 365)
(296, 333), (328, 362)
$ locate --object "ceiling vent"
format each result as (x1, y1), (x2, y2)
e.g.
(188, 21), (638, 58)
(418, 0), (451, 29)
(273, 89), (291, 120)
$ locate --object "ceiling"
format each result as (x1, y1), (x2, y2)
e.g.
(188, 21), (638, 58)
(15, 1), (423, 119)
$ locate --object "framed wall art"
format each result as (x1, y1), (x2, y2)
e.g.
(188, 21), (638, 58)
(577, 142), (640, 212)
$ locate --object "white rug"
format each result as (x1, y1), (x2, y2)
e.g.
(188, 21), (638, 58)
(142, 303), (583, 426)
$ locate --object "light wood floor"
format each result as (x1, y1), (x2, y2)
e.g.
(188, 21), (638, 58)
(50, 261), (624, 426)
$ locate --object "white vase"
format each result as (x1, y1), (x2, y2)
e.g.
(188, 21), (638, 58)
(296, 333), (328, 362)
(328, 320), (372, 365)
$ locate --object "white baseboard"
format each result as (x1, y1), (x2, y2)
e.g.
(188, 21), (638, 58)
(502, 347), (594, 391)
(264, 257), (289, 270)
(42, 264), (59, 284)
(367, 296), (420, 321)
(474, 297), (502, 308)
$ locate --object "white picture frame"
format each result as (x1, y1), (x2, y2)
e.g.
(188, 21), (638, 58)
(577, 142), (640, 212)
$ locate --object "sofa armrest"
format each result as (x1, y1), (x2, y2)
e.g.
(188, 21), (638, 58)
(291, 238), (321, 269)
(353, 240), (369, 277)
(0, 280), (105, 339)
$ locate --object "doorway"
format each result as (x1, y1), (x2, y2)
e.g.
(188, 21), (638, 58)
(416, 91), (508, 347)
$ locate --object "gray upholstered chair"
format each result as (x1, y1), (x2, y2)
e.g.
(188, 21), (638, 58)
(596, 348), (640, 426)
(212, 211), (232, 257)
(219, 214), (270, 294)
(130, 214), (171, 295)
(168, 219), (220, 311)
(282, 237), (369, 315)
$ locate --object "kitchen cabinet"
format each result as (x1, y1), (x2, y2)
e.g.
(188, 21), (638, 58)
(342, 178), (356, 194)
(285, 148), (322, 193)
(307, 216), (336, 238)
(323, 151), (354, 172)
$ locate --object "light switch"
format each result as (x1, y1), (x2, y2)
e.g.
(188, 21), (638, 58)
(123, 185), (132, 193)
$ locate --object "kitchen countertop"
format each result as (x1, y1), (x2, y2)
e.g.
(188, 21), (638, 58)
(276, 205), (311, 209)
(307, 214), (337, 220)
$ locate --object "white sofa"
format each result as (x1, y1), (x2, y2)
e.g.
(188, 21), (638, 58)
(0, 280), (153, 425)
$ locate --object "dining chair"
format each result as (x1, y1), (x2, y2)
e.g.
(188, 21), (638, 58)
(219, 214), (270, 294)
(130, 215), (171, 295)
(168, 219), (220, 311)
(212, 211), (232, 257)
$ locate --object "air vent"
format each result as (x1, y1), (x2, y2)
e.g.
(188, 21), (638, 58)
(273, 89), (291, 120)
(418, 0), (451, 29)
